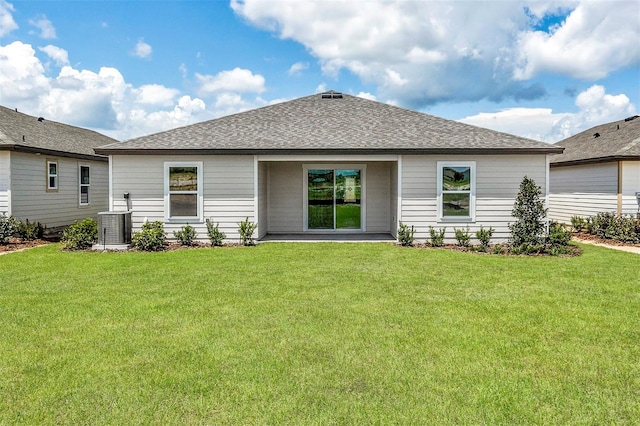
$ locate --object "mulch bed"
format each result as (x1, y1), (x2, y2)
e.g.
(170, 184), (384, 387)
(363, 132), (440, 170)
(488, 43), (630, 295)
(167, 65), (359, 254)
(573, 232), (640, 247)
(0, 238), (51, 254)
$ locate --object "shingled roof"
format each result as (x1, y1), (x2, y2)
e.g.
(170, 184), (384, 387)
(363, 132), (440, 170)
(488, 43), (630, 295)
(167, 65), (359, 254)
(0, 105), (116, 161)
(96, 92), (562, 155)
(551, 115), (640, 166)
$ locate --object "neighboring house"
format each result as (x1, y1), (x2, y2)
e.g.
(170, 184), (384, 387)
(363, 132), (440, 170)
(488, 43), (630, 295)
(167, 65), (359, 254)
(549, 115), (640, 224)
(95, 91), (562, 243)
(0, 105), (116, 231)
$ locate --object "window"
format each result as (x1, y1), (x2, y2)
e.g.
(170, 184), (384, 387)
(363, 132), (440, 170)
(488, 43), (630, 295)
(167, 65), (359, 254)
(79, 165), (90, 205)
(47, 160), (58, 191)
(165, 162), (203, 221)
(437, 161), (475, 221)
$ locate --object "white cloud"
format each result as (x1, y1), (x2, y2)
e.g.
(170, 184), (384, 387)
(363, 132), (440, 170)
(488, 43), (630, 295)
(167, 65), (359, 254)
(288, 61), (308, 76)
(315, 83), (327, 93)
(29, 15), (56, 39)
(195, 67), (266, 97)
(460, 85), (636, 143)
(134, 39), (152, 59)
(231, 0), (639, 107)
(0, 0), (18, 37)
(514, 1), (640, 80)
(0, 40), (274, 140)
(134, 84), (180, 106)
(38, 45), (69, 67)
(356, 92), (377, 101)
(0, 41), (50, 103)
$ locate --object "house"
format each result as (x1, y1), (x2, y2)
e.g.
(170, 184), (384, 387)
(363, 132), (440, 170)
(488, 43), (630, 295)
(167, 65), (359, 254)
(549, 115), (640, 224)
(0, 105), (117, 231)
(95, 91), (563, 243)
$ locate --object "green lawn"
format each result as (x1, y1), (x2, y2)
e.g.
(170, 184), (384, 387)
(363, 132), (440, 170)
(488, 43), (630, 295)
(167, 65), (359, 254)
(1, 243), (638, 424)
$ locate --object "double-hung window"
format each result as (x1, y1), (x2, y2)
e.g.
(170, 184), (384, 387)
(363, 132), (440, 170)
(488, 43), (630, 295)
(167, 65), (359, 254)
(437, 161), (475, 221)
(47, 160), (58, 191)
(79, 165), (90, 205)
(165, 162), (203, 222)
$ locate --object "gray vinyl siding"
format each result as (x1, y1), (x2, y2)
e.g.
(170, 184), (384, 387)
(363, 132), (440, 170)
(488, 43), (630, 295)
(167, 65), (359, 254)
(549, 162), (619, 223)
(9, 152), (108, 228)
(401, 154), (547, 242)
(621, 161), (640, 215)
(258, 160), (268, 238)
(266, 162), (303, 233)
(110, 155), (255, 241)
(0, 151), (9, 215)
(265, 161), (392, 233)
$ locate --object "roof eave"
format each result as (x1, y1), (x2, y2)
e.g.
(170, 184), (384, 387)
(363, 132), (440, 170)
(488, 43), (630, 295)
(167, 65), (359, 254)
(95, 147), (563, 156)
(0, 144), (108, 161)
(550, 155), (640, 167)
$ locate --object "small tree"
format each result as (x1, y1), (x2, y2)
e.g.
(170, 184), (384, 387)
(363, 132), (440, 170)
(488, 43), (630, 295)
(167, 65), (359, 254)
(397, 222), (415, 247)
(206, 219), (226, 247)
(238, 217), (257, 246)
(509, 176), (546, 252)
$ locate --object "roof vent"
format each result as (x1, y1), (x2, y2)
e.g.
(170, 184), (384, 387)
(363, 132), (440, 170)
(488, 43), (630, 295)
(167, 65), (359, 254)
(37, 117), (45, 122)
(624, 115), (639, 122)
(593, 132), (600, 138)
(321, 90), (343, 99)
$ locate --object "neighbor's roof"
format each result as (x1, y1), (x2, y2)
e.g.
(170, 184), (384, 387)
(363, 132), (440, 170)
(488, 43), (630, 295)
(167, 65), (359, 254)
(96, 92), (562, 155)
(551, 115), (640, 166)
(0, 105), (116, 160)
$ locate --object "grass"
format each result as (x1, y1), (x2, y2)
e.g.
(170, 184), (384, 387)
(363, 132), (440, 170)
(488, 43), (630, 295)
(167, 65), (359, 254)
(0, 243), (638, 424)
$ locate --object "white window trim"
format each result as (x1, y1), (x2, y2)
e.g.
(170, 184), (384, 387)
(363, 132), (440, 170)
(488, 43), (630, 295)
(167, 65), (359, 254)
(164, 161), (204, 223)
(79, 164), (90, 206)
(437, 161), (476, 222)
(302, 164), (367, 232)
(47, 160), (58, 191)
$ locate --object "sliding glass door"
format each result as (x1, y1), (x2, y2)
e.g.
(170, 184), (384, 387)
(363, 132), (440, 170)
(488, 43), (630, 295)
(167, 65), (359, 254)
(307, 169), (362, 230)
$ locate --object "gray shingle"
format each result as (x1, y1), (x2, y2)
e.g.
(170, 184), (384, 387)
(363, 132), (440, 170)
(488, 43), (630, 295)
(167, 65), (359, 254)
(551, 115), (640, 165)
(97, 93), (561, 154)
(0, 105), (116, 159)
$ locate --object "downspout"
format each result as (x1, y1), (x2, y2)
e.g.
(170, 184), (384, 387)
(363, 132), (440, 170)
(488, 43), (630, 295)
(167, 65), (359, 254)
(545, 154), (550, 231)
(617, 160), (622, 215)
(396, 155), (403, 238)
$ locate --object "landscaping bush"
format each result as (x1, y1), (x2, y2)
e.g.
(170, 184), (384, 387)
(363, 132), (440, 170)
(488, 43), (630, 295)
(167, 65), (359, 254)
(238, 217), (257, 246)
(397, 222), (415, 247)
(0, 213), (18, 244)
(428, 226), (446, 247)
(206, 219), (226, 247)
(547, 221), (572, 247)
(16, 219), (45, 240)
(583, 212), (640, 243)
(509, 176), (546, 251)
(454, 227), (471, 247)
(132, 221), (166, 251)
(475, 226), (494, 250)
(173, 224), (197, 246)
(570, 215), (586, 232)
(61, 218), (98, 250)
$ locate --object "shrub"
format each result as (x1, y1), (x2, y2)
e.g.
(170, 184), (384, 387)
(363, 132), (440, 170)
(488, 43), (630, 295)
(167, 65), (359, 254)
(428, 226), (446, 247)
(475, 226), (494, 250)
(397, 222), (415, 247)
(547, 221), (572, 247)
(238, 217), (257, 246)
(509, 176), (546, 252)
(16, 219), (45, 240)
(492, 244), (505, 255)
(0, 213), (18, 244)
(510, 242), (543, 255)
(173, 224), (197, 246)
(132, 221), (166, 251)
(61, 218), (98, 250)
(570, 215), (585, 232)
(206, 219), (226, 247)
(454, 227), (471, 247)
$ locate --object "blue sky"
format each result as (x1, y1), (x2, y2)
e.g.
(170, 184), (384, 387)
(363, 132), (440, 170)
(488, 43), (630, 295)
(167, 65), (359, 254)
(1, 0), (638, 142)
